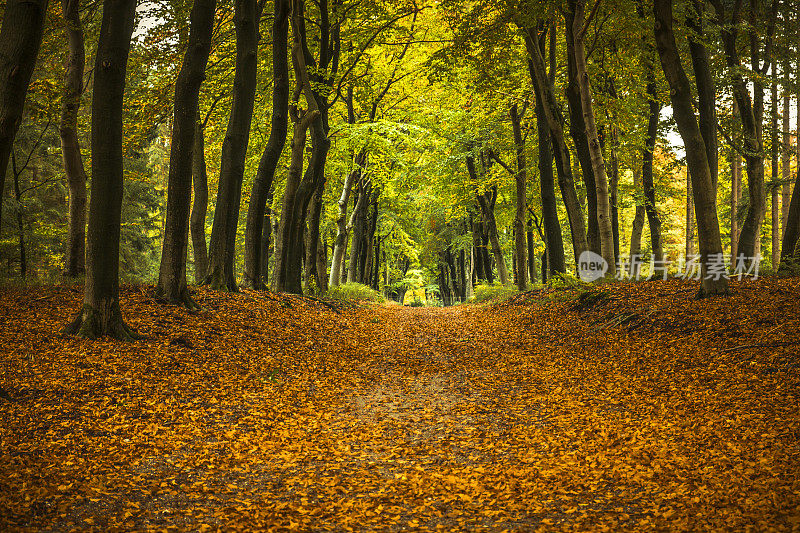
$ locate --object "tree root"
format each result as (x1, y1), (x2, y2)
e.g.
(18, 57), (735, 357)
(155, 285), (202, 312)
(63, 303), (144, 341)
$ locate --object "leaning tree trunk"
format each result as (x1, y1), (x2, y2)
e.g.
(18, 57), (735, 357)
(65, 0), (140, 338)
(243, 0), (290, 289)
(191, 114), (209, 283)
(565, 2), (599, 255)
(571, 0), (615, 275)
(654, 0), (728, 297)
(521, 25), (588, 265)
(60, 0), (88, 277)
(510, 103), (528, 290)
(687, 0), (718, 189)
(157, 0), (217, 308)
(0, 0), (49, 236)
(205, 0), (258, 291)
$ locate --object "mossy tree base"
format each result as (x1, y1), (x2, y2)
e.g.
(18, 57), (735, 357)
(203, 265), (238, 292)
(64, 302), (143, 341)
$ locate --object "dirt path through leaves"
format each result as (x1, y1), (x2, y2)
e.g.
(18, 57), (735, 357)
(1, 280), (799, 531)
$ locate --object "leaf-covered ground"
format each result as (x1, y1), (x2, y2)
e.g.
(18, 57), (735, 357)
(1, 278), (799, 532)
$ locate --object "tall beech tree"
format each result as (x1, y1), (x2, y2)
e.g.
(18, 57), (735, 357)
(157, 0), (218, 307)
(60, 0), (88, 277)
(204, 0), (259, 291)
(654, 0), (728, 296)
(65, 0), (139, 338)
(243, 0), (290, 289)
(191, 112), (209, 283)
(712, 0), (778, 261)
(570, 0), (615, 275)
(0, 0), (49, 236)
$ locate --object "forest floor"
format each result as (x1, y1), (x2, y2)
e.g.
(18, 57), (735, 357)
(1, 278), (799, 532)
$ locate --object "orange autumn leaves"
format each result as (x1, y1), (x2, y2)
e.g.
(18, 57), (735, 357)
(1, 278), (799, 531)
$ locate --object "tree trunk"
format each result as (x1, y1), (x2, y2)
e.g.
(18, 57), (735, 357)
(687, 0), (718, 189)
(191, 114), (209, 283)
(204, 0), (258, 291)
(11, 154), (26, 278)
(157, 0), (217, 308)
(654, 0), (728, 296)
(243, 0), (290, 289)
(0, 0), (49, 236)
(718, 0), (778, 260)
(609, 126), (620, 263)
(60, 0), (87, 277)
(273, 2), (320, 294)
(565, 2), (599, 255)
(533, 25), (565, 276)
(642, 68), (665, 276)
(571, 0), (615, 275)
(731, 100), (742, 263)
(686, 170), (695, 257)
(779, 80), (800, 269)
(771, 81), (780, 267)
(65, 0), (140, 338)
(781, 77), (791, 238)
(329, 157), (361, 287)
(629, 168), (645, 276)
(304, 185), (325, 292)
(510, 103), (528, 289)
(521, 24), (588, 266)
(469, 168), (509, 285)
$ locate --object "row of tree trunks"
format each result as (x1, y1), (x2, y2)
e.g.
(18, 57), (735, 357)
(520, 24), (588, 266)
(653, 0), (728, 297)
(204, 0), (259, 291)
(243, 0), (290, 290)
(60, 0), (88, 277)
(156, 0), (218, 309)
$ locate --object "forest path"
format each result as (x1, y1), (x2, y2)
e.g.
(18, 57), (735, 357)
(1, 281), (799, 532)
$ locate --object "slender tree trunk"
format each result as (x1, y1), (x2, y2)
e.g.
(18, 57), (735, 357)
(329, 159), (361, 287)
(60, 0), (87, 277)
(157, 0), (217, 308)
(565, 2), (599, 254)
(244, 0), (290, 289)
(510, 103), (528, 289)
(642, 69), (665, 275)
(533, 25), (565, 275)
(205, 0), (259, 291)
(65, 0), (140, 338)
(731, 99), (742, 262)
(779, 79), (800, 269)
(629, 168), (645, 276)
(609, 126), (620, 263)
(11, 154), (25, 278)
(0, 0), (49, 236)
(304, 185), (325, 291)
(771, 81), (780, 267)
(654, 0), (728, 296)
(191, 114), (209, 283)
(521, 24), (588, 265)
(781, 79), (791, 237)
(719, 0), (778, 260)
(686, 170), (695, 257)
(687, 0), (718, 189)
(571, 0), (615, 274)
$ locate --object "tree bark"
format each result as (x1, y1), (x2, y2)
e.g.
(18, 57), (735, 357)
(686, 170), (696, 257)
(521, 25), (588, 266)
(654, 0), (728, 296)
(687, 0), (718, 188)
(65, 0), (140, 338)
(781, 75), (791, 238)
(329, 155), (361, 287)
(191, 114), (209, 284)
(571, 0), (615, 275)
(60, 0), (87, 277)
(779, 80), (800, 269)
(157, 0), (217, 308)
(510, 103), (528, 289)
(243, 0), (290, 289)
(771, 81), (780, 267)
(204, 0), (259, 291)
(0, 0), (49, 236)
(11, 153), (26, 278)
(731, 99), (742, 263)
(642, 67), (665, 276)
